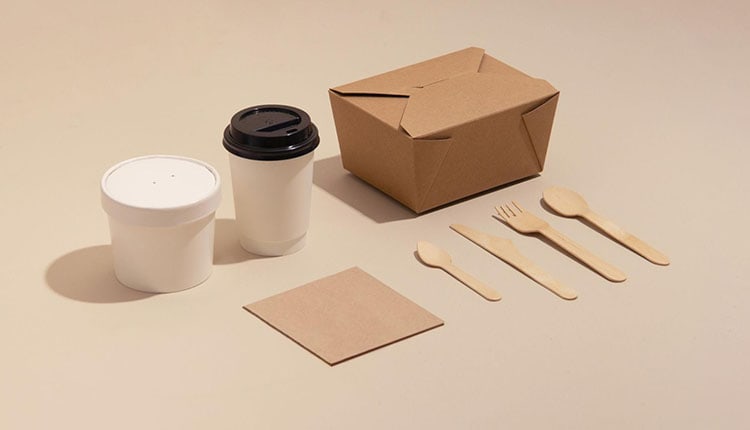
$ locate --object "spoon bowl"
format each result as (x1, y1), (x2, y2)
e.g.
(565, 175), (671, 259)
(542, 186), (670, 266)
(416, 241), (452, 268)
(543, 186), (589, 217)
(416, 241), (501, 301)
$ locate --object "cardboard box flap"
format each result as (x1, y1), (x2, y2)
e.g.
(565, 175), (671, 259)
(413, 137), (453, 208)
(331, 47), (485, 97)
(522, 92), (559, 168)
(477, 53), (531, 79)
(401, 73), (557, 139)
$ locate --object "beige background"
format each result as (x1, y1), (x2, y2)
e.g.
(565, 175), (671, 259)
(2, 0), (748, 428)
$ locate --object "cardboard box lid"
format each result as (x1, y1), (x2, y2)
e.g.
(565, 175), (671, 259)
(331, 47), (558, 139)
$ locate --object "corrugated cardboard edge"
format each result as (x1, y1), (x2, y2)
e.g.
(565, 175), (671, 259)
(521, 92), (559, 169)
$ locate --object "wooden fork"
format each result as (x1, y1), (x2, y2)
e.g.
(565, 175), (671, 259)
(496, 202), (627, 282)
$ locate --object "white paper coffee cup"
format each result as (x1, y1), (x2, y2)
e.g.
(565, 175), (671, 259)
(222, 105), (320, 256)
(101, 155), (221, 293)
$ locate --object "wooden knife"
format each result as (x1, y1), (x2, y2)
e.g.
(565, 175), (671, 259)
(450, 224), (578, 300)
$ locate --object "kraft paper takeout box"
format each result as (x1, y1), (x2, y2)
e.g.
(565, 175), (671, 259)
(328, 47), (559, 213)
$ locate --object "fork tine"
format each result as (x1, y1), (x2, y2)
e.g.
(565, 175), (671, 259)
(512, 201), (523, 213)
(501, 204), (513, 218)
(494, 206), (508, 221)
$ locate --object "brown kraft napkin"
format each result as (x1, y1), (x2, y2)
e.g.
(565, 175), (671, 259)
(244, 267), (443, 365)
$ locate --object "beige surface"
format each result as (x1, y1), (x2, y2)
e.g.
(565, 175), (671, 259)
(1, 0), (748, 428)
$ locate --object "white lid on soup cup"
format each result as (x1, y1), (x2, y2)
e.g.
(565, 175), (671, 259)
(101, 155), (221, 227)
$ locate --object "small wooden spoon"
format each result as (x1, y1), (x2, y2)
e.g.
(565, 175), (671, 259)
(416, 241), (501, 301)
(543, 187), (670, 265)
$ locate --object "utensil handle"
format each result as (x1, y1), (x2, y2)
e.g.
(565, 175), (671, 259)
(504, 253), (578, 300)
(540, 227), (627, 282)
(584, 211), (670, 266)
(444, 264), (502, 301)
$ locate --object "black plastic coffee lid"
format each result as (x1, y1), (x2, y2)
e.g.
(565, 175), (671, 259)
(223, 105), (320, 161)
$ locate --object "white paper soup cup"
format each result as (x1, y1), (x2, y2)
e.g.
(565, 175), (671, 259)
(101, 155), (221, 293)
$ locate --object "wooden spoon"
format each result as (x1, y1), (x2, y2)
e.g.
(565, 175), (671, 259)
(543, 187), (670, 265)
(416, 241), (502, 301)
